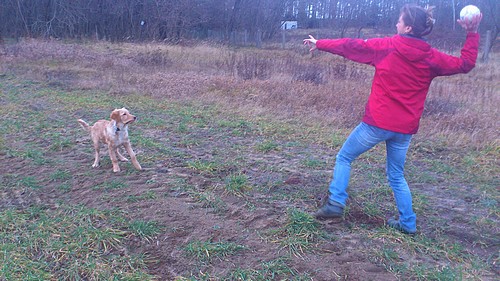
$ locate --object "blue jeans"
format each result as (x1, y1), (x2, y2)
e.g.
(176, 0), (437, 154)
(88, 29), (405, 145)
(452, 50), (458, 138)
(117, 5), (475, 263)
(328, 122), (416, 232)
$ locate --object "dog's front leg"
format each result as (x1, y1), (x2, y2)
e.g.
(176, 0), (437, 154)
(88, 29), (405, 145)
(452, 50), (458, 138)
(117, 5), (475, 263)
(116, 148), (129, 162)
(108, 143), (121, 172)
(123, 142), (142, 170)
(92, 143), (100, 168)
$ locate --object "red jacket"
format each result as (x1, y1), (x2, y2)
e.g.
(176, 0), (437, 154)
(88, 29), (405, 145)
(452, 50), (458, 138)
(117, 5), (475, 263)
(316, 33), (480, 134)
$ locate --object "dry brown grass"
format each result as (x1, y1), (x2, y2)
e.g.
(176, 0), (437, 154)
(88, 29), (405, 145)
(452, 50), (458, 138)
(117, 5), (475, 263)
(1, 38), (498, 148)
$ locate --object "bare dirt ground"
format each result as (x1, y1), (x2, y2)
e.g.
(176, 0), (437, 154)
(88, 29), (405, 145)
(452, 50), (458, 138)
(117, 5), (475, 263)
(0, 41), (498, 280)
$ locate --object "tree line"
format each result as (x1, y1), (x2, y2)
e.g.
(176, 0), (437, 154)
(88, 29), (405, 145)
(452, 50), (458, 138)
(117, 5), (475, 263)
(1, 0), (498, 43)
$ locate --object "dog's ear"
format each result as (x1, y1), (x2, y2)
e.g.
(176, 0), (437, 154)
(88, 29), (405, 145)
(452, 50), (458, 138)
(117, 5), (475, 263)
(110, 109), (120, 122)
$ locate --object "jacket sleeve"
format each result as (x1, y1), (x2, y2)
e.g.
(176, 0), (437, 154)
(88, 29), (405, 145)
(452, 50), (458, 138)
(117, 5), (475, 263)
(316, 37), (389, 66)
(430, 32), (480, 76)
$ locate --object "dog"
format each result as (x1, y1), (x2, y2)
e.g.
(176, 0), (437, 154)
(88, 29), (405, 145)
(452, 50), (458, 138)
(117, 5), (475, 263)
(78, 108), (142, 172)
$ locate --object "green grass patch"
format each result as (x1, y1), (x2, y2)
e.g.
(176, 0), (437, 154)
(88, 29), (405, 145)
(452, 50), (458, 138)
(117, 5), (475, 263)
(270, 208), (324, 257)
(126, 191), (157, 202)
(18, 176), (43, 189)
(187, 159), (220, 175)
(128, 220), (162, 241)
(351, 185), (392, 218)
(369, 228), (485, 280)
(224, 173), (251, 195)
(300, 156), (326, 169)
(167, 177), (229, 213)
(8, 147), (49, 165)
(225, 257), (312, 280)
(94, 179), (128, 190)
(217, 119), (253, 136)
(140, 116), (168, 129)
(255, 140), (280, 153)
(184, 239), (246, 263)
(49, 169), (72, 181)
(189, 190), (228, 213)
(57, 182), (72, 192)
(0, 135), (7, 153)
(328, 129), (347, 148)
(0, 205), (156, 280)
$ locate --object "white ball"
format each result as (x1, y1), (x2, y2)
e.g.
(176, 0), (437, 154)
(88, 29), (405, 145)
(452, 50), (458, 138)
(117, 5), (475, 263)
(460, 5), (480, 21)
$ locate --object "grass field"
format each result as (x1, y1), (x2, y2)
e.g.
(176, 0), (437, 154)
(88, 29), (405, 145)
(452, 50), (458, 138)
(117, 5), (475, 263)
(0, 37), (498, 280)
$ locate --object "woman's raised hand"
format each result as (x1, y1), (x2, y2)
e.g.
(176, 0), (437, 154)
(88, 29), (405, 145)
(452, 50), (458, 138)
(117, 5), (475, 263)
(457, 13), (482, 33)
(303, 35), (318, 52)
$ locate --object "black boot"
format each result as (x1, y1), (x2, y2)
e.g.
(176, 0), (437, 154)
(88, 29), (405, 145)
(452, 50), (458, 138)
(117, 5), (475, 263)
(314, 200), (344, 219)
(387, 218), (416, 235)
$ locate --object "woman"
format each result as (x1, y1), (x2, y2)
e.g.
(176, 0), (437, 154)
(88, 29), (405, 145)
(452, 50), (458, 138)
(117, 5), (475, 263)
(303, 4), (482, 234)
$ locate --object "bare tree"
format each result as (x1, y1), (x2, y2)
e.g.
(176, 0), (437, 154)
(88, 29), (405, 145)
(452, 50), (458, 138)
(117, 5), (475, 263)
(0, 0), (496, 46)
(13, 0), (31, 37)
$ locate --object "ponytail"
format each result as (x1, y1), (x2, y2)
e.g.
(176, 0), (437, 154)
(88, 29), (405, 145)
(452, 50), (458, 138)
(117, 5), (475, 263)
(401, 4), (435, 37)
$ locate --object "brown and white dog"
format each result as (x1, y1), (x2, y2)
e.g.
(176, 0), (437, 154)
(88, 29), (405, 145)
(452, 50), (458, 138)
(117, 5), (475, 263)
(78, 108), (142, 172)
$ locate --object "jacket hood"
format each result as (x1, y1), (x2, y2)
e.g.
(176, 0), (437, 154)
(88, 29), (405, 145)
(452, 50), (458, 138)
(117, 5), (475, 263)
(393, 35), (431, 62)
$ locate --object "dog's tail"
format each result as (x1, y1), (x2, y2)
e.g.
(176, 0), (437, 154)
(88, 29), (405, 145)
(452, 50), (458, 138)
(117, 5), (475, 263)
(77, 119), (91, 132)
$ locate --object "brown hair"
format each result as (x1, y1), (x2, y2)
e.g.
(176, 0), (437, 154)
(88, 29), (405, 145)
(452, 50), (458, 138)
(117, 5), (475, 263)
(400, 4), (435, 37)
